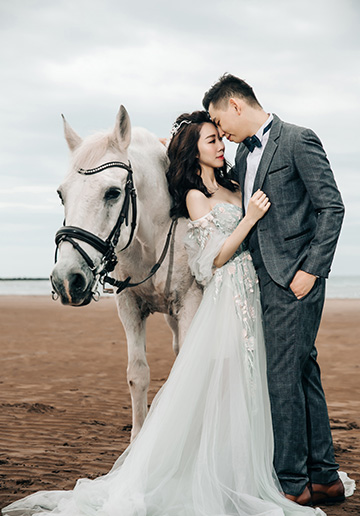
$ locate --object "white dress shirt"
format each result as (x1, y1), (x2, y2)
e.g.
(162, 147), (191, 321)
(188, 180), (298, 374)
(244, 114), (274, 212)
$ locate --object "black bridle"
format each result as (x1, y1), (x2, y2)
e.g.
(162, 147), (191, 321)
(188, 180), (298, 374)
(53, 161), (176, 300)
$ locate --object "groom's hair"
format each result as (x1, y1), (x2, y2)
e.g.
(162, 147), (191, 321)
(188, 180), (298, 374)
(202, 74), (262, 110)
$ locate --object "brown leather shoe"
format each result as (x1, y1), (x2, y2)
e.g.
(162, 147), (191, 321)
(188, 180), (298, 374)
(285, 484), (313, 506)
(311, 477), (345, 505)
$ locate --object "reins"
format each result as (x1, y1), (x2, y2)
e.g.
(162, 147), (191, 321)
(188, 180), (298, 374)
(104, 218), (177, 294)
(52, 161), (176, 300)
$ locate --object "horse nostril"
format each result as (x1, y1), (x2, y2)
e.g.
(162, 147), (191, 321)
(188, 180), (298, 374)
(69, 273), (87, 294)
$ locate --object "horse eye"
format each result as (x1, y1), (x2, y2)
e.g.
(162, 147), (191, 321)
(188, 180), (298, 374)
(57, 190), (64, 205)
(104, 187), (122, 202)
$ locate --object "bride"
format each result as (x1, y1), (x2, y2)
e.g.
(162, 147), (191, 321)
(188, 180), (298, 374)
(4, 111), (334, 516)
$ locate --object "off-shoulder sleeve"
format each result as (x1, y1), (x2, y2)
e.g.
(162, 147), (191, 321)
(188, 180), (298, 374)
(184, 213), (227, 287)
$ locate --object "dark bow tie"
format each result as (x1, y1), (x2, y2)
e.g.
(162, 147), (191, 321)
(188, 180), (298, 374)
(243, 134), (261, 152)
(242, 119), (273, 153)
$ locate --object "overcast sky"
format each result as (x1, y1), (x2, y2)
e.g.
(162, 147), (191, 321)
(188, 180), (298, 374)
(1, 0), (359, 277)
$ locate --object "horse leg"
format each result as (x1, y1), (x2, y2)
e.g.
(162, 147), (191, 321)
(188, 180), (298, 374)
(163, 314), (179, 355)
(115, 294), (150, 441)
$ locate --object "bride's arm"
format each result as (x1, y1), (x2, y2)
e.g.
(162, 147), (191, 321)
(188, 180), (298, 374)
(214, 191), (270, 268)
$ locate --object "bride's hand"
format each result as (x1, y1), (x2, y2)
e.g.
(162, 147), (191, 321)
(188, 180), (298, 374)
(245, 190), (271, 225)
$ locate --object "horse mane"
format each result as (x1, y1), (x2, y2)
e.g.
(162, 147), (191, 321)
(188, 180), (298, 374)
(129, 128), (169, 169)
(71, 131), (118, 171)
(70, 127), (168, 172)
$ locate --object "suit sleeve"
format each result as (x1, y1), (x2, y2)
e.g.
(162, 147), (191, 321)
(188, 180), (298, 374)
(293, 128), (344, 277)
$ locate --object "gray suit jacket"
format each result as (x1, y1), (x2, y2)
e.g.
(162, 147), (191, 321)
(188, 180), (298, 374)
(234, 114), (345, 288)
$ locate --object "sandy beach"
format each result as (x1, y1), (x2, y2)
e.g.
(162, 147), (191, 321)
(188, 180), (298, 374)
(0, 296), (358, 514)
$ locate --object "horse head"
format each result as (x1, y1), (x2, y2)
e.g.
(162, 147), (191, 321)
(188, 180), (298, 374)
(51, 106), (137, 306)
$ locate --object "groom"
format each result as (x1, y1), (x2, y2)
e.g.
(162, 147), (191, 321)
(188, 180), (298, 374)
(203, 74), (345, 506)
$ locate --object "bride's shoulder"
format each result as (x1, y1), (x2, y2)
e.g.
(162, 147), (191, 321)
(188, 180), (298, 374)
(186, 189), (212, 221)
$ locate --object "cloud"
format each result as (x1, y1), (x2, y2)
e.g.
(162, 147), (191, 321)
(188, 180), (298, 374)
(0, 0), (359, 276)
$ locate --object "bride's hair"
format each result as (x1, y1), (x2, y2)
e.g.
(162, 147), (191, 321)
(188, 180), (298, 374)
(166, 110), (238, 218)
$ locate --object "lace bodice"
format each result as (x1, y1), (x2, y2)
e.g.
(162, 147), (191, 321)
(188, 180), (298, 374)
(187, 202), (244, 248)
(184, 202), (248, 287)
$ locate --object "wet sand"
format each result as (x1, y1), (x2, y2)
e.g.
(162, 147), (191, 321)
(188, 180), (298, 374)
(0, 296), (358, 514)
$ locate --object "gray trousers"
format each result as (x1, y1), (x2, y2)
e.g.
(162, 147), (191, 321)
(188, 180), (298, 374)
(255, 263), (339, 495)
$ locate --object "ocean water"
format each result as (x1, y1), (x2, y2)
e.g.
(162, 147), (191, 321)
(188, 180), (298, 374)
(325, 276), (360, 299)
(0, 277), (360, 298)
(0, 279), (111, 297)
(0, 279), (53, 296)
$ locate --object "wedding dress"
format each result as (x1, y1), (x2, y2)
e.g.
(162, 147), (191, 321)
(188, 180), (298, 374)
(4, 202), (349, 516)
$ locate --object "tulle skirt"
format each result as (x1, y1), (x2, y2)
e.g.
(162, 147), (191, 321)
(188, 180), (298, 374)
(2, 253), (326, 516)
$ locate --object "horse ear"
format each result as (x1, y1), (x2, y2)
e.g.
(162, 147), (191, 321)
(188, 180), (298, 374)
(61, 114), (82, 151)
(114, 105), (131, 151)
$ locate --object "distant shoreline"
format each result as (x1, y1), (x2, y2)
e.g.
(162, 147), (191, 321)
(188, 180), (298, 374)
(0, 278), (49, 281)
(1, 277), (360, 298)
(1, 276), (359, 280)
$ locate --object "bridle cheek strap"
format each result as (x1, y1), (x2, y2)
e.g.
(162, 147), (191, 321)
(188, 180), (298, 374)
(54, 161), (136, 288)
(53, 160), (175, 299)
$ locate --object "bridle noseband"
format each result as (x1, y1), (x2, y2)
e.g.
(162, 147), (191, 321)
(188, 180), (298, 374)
(52, 161), (176, 301)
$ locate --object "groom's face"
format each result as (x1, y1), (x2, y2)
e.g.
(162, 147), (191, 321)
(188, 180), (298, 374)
(209, 98), (247, 143)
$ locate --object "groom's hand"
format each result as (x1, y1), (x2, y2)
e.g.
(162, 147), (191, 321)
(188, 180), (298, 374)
(289, 270), (317, 299)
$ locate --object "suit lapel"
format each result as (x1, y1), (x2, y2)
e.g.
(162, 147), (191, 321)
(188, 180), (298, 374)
(252, 114), (282, 193)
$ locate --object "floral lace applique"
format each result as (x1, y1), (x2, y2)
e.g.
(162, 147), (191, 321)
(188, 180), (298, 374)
(187, 214), (215, 249)
(187, 203), (243, 247)
(213, 267), (224, 299)
(223, 250), (260, 387)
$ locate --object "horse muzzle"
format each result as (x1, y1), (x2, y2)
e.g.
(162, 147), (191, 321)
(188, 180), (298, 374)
(50, 262), (95, 306)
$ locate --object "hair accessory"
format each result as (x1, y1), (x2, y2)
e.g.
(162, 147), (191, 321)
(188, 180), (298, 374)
(170, 119), (192, 139)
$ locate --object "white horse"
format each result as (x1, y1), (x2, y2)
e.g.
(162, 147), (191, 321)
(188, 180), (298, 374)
(51, 106), (202, 439)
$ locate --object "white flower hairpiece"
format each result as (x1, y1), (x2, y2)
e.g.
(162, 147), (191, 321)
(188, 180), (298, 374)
(170, 119), (192, 139)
